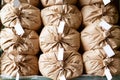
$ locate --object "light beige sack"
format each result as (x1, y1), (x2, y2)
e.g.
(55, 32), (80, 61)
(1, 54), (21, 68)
(39, 51), (83, 80)
(81, 22), (120, 51)
(83, 49), (120, 76)
(81, 3), (119, 26)
(0, 3), (41, 30)
(1, 53), (39, 77)
(40, 0), (77, 7)
(41, 5), (82, 30)
(79, 0), (103, 6)
(39, 25), (80, 53)
(0, 28), (39, 55)
(4, 0), (40, 7)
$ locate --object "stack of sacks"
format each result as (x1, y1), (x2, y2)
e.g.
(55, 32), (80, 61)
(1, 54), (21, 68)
(81, 22), (120, 77)
(79, 0), (120, 78)
(39, 0), (83, 80)
(39, 25), (83, 80)
(0, 0), (41, 77)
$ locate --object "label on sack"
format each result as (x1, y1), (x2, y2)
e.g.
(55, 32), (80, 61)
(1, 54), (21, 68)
(105, 67), (112, 80)
(58, 48), (64, 61)
(103, 0), (111, 5)
(16, 73), (19, 80)
(59, 74), (66, 80)
(99, 20), (112, 31)
(14, 20), (25, 36)
(58, 21), (65, 34)
(13, 0), (21, 8)
(103, 44), (115, 57)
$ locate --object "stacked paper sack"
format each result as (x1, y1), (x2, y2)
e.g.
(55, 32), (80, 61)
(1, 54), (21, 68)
(0, 0), (120, 80)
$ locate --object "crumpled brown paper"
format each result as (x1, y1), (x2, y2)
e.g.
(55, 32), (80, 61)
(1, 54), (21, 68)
(81, 22), (120, 51)
(41, 5), (82, 30)
(79, 0), (103, 6)
(1, 53), (39, 77)
(39, 25), (80, 53)
(81, 3), (119, 26)
(0, 56), (1, 75)
(4, 0), (40, 7)
(39, 51), (83, 80)
(0, 28), (39, 55)
(0, 3), (41, 30)
(41, 0), (77, 7)
(83, 49), (120, 76)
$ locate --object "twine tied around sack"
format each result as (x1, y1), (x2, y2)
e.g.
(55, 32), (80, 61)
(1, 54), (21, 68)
(55, 34), (63, 43)
(58, 3), (69, 23)
(58, 60), (64, 70)
(87, 26), (111, 49)
(96, 26), (111, 39)
(12, 31), (30, 54)
(85, 3), (104, 23)
(103, 57), (113, 67)
(14, 55), (23, 66)
(102, 51), (117, 74)
(12, 35), (24, 48)
(7, 53), (22, 67)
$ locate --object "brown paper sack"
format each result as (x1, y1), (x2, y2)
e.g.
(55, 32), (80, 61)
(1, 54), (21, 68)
(40, 0), (77, 7)
(4, 0), (40, 7)
(39, 51), (83, 80)
(1, 53), (39, 77)
(0, 28), (39, 55)
(39, 25), (80, 53)
(81, 3), (119, 26)
(81, 22), (120, 51)
(79, 0), (103, 6)
(0, 56), (1, 75)
(0, 3), (41, 30)
(41, 5), (82, 30)
(83, 49), (120, 76)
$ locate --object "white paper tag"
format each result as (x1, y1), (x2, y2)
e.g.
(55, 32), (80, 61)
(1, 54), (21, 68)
(103, 0), (111, 5)
(16, 73), (19, 80)
(103, 44), (115, 57)
(59, 75), (66, 80)
(99, 20), (112, 31)
(57, 48), (64, 61)
(105, 67), (112, 80)
(58, 21), (65, 34)
(14, 20), (25, 36)
(13, 0), (21, 8)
